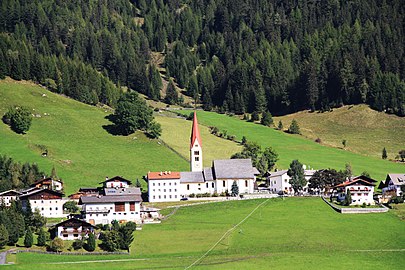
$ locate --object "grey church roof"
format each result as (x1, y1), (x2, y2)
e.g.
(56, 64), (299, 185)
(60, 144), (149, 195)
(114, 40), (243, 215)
(203, 167), (214, 181)
(180, 171), (205, 183)
(212, 159), (256, 179)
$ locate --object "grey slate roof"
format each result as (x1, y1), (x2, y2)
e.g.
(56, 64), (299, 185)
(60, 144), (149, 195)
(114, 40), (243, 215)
(104, 187), (141, 196)
(212, 159), (255, 179)
(388, 173), (405, 185)
(203, 167), (214, 181)
(268, 170), (288, 178)
(180, 171), (205, 183)
(80, 194), (142, 204)
(0, 189), (22, 196)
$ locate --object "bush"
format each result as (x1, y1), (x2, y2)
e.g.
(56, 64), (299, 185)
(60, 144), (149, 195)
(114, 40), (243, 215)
(189, 193), (195, 198)
(361, 202), (367, 208)
(251, 111), (260, 121)
(227, 135), (236, 141)
(3, 106), (32, 134)
(48, 237), (64, 252)
(72, 239), (84, 250)
(86, 233), (96, 252)
(315, 138), (322, 143)
(212, 192), (218, 197)
(288, 119), (301, 134)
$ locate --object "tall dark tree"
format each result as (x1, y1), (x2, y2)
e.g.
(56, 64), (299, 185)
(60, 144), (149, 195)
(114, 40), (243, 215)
(287, 160), (306, 194)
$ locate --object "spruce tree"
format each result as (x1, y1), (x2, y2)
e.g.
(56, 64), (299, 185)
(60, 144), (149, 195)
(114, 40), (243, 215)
(288, 119), (301, 134)
(86, 233), (96, 252)
(278, 120), (283, 130)
(0, 224), (8, 248)
(37, 227), (47, 246)
(260, 111), (273, 126)
(345, 189), (352, 206)
(24, 226), (33, 248)
(382, 147), (387, 159)
(231, 181), (239, 197)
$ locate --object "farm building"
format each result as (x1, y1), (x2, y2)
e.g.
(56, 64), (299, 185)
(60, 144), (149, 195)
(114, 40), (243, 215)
(0, 189), (21, 207)
(333, 176), (377, 205)
(379, 173), (405, 197)
(52, 218), (96, 240)
(147, 111), (259, 202)
(266, 169), (316, 194)
(20, 188), (65, 217)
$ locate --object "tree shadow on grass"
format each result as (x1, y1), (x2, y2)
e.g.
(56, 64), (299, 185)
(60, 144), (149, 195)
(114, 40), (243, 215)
(102, 114), (122, 136)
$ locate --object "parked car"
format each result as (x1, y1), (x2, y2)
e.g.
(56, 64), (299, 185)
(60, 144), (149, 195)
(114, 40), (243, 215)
(180, 197), (188, 201)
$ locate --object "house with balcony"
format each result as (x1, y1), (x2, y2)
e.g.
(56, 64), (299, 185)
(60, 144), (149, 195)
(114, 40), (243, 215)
(333, 176), (376, 205)
(379, 173), (405, 197)
(31, 177), (63, 191)
(52, 218), (96, 240)
(100, 176), (132, 188)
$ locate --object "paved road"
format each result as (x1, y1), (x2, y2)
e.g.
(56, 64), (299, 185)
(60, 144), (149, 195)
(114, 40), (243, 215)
(0, 251), (6, 265)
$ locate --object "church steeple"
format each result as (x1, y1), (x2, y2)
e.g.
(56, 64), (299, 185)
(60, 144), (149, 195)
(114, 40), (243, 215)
(190, 111), (203, 171)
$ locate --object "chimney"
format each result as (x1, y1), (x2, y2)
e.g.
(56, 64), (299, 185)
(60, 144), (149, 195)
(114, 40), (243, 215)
(168, 171), (171, 175)
(105, 176), (109, 181)
(159, 172), (162, 176)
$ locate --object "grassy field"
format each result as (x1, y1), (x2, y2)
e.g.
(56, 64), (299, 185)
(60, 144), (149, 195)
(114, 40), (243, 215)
(156, 114), (241, 166)
(7, 197), (405, 269)
(274, 105), (405, 159)
(0, 79), (189, 194)
(176, 110), (404, 181)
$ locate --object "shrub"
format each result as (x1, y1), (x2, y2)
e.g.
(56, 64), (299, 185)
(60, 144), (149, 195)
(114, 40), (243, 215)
(212, 192), (218, 197)
(3, 106), (32, 134)
(251, 111), (260, 121)
(315, 138), (322, 143)
(288, 119), (301, 134)
(72, 239), (84, 250)
(86, 233), (96, 252)
(189, 193), (195, 198)
(227, 135), (236, 141)
(361, 202), (367, 208)
(48, 237), (64, 252)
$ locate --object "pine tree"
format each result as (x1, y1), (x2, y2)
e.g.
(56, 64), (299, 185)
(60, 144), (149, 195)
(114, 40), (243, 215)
(277, 120), (283, 130)
(260, 111), (273, 127)
(382, 147), (387, 159)
(24, 226), (33, 248)
(287, 160), (306, 194)
(231, 181), (239, 197)
(165, 79), (178, 105)
(288, 119), (300, 134)
(345, 189), (352, 206)
(37, 227), (47, 246)
(0, 224), (8, 248)
(86, 233), (96, 252)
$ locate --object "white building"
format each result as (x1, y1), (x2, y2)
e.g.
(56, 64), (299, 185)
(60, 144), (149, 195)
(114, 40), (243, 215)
(380, 173), (405, 197)
(267, 169), (316, 194)
(20, 189), (65, 217)
(148, 112), (259, 202)
(100, 176), (132, 188)
(334, 177), (376, 205)
(0, 190), (21, 207)
(53, 218), (96, 241)
(31, 177), (63, 191)
(79, 187), (142, 225)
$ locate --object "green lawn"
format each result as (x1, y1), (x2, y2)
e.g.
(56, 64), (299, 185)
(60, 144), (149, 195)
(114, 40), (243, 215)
(0, 79), (188, 194)
(176, 110), (405, 181)
(7, 198), (405, 269)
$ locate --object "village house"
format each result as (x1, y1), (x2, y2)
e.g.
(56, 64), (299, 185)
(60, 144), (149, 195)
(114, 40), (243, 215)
(379, 173), (405, 197)
(266, 169), (317, 194)
(78, 177), (142, 225)
(147, 112), (259, 202)
(0, 190), (22, 207)
(52, 218), (96, 240)
(31, 177), (63, 191)
(20, 188), (65, 217)
(333, 175), (377, 205)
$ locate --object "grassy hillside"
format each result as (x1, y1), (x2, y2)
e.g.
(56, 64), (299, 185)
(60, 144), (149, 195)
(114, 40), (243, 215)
(0, 79), (189, 194)
(156, 113), (241, 166)
(175, 110), (404, 181)
(9, 198), (405, 269)
(274, 105), (405, 159)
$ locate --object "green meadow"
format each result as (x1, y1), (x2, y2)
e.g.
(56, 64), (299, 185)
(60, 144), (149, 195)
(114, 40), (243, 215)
(176, 110), (404, 181)
(7, 198), (405, 269)
(0, 79), (188, 194)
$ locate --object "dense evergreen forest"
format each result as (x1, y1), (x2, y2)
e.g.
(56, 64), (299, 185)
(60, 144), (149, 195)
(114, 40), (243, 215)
(0, 0), (404, 115)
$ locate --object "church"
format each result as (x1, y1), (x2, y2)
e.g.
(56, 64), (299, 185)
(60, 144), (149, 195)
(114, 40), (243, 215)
(147, 112), (259, 202)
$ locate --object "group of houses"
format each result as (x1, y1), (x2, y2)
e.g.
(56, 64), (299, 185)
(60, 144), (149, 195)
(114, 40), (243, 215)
(0, 112), (404, 242)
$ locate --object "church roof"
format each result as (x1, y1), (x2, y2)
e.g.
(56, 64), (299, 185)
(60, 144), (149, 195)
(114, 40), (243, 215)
(190, 111), (202, 149)
(203, 167), (214, 181)
(147, 171), (180, 180)
(180, 171), (205, 183)
(213, 159), (256, 179)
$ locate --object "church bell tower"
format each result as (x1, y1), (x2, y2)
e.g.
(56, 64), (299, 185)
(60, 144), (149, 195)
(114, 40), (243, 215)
(190, 111), (203, 172)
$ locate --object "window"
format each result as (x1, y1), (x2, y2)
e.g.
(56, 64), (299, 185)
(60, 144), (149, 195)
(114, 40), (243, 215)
(195, 157), (199, 161)
(130, 202), (135, 211)
(63, 234), (68, 238)
(174, 182), (177, 185)
(163, 183), (166, 186)
(41, 207), (44, 210)
(194, 151), (199, 155)
(103, 214), (107, 216)
(159, 195), (161, 199)
(164, 189), (166, 192)
(169, 182), (171, 186)
(195, 144), (198, 147)
(212, 183), (214, 188)
(245, 180), (248, 187)
(73, 234), (79, 237)
(169, 195), (172, 198)
(223, 181), (226, 187)
(158, 183), (161, 186)
(50, 207), (52, 210)
(164, 195), (166, 199)
(153, 183), (155, 186)
(153, 196), (155, 199)
(175, 195), (177, 198)
(187, 184), (190, 190)
(175, 189), (177, 192)
(55, 207), (58, 210)
(114, 202), (125, 212)
(206, 183), (208, 188)
(169, 189), (171, 192)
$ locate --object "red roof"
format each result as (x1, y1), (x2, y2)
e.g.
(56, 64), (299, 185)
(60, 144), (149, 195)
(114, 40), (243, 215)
(147, 171), (180, 180)
(334, 178), (376, 188)
(190, 111), (202, 149)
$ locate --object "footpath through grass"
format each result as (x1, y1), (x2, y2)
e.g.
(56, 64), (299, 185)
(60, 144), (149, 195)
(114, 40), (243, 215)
(177, 110), (404, 181)
(0, 79), (188, 194)
(9, 198), (405, 269)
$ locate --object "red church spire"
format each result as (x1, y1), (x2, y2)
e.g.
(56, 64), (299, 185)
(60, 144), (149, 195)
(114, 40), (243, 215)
(190, 111), (202, 149)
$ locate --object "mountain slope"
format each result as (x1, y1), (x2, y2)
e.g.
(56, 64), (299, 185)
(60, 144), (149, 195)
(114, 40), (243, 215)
(0, 78), (188, 194)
